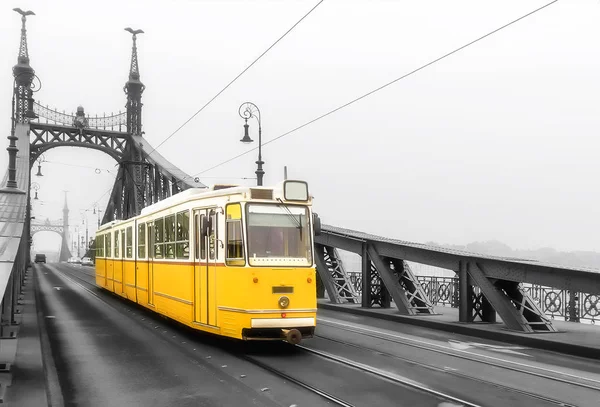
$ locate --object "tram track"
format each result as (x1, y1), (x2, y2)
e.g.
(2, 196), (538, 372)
(317, 318), (600, 393)
(47, 266), (357, 406)
(53, 265), (593, 406)
(50, 265), (350, 407)
(56, 265), (477, 406)
(311, 334), (576, 407)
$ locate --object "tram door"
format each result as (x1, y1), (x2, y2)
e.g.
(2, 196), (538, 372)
(147, 223), (155, 305)
(120, 230), (126, 294)
(193, 209), (217, 325)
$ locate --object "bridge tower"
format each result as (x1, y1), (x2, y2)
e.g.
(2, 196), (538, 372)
(59, 191), (71, 261)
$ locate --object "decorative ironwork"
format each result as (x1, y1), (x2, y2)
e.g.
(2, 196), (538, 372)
(346, 272), (600, 324)
(33, 102), (126, 130)
(29, 123), (127, 163)
(368, 259), (390, 308)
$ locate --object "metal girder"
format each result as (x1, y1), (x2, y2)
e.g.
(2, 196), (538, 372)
(30, 224), (63, 234)
(390, 259), (435, 315)
(367, 245), (435, 314)
(314, 244), (359, 304)
(29, 123), (126, 162)
(466, 262), (556, 332)
(318, 227), (600, 296)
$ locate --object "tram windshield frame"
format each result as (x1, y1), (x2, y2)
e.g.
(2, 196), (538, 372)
(245, 203), (313, 267)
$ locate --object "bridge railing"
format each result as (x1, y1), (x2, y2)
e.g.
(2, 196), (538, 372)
(344, 272), (599, 324)
(0, 123), (32, 339)
(315, 225), (600, 332)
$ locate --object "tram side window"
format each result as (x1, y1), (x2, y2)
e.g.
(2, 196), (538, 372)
(121, 230), (126, 259)
(106, 232), (112, 258)
(138, 223), (146, 259)
(175, 210), (189, 259)
(96, 234), (105, 257)
(154, 218), (164, 259)
(114, 231), (120, 258)
(126, 227), (133, 258)
(226, 203), (244, 266)
(164, 214), (176, 259)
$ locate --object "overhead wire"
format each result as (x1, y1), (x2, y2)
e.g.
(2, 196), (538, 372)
(145, 0), (325, 157)
(191, 0), (559, 178)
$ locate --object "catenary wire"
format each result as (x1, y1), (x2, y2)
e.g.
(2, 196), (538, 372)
(191, 0), (559, 178)
(145, 0), (325, 156)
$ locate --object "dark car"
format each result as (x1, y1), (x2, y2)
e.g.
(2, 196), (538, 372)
(34, 254), (46, 263)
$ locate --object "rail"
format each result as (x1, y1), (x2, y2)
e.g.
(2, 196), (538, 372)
(32, 102), (127, 130)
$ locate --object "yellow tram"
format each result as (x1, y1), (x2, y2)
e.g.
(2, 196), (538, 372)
(94, 180), (320, 344)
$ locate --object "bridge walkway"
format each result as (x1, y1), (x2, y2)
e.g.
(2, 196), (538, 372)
(319, 299), (600, 359)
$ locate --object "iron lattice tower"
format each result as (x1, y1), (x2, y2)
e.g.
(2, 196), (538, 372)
(124, 28), (145, 136)
(12, 9), (37, 126)
(60, 191), (72, 262)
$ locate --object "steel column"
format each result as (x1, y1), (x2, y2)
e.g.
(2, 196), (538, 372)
(458, 260), (473, 322)
(361, 243), (370, 307)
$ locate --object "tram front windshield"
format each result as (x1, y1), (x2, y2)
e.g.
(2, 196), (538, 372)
(246, 204), (312, 266)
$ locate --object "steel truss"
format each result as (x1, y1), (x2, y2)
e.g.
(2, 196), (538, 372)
(314, 244), (360, 304)
(364, 244), (435, 314)
(459, 261), (557, 332)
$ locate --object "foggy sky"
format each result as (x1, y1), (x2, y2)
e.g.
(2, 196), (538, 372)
(1, 0), (599, 254)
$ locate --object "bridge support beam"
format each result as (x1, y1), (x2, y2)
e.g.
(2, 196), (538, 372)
(361, 243), (390, 308)
(314, 244), (359, 304)
(465, 262), (557, 332)
(367, 245), (435, 315)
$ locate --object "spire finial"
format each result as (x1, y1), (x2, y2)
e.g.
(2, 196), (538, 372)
(124, 27), (144, 80)
(13, 8), (35, 65)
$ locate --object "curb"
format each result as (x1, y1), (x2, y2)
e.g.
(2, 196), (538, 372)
(317, 302), (600, 360)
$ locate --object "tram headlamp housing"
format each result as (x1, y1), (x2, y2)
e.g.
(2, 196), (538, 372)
(278, 296), (290, 309)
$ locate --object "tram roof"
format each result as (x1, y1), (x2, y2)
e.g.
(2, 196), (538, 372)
(97, 180), (310, 231)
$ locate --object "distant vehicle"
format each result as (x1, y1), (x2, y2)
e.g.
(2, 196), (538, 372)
(34, 253), (46, 263)
(68, 257), (82, 264)
(81, 257), (93, 266)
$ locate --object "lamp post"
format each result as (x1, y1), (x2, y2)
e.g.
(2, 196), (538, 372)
(31, 182), (39, 200)
(238, 102), (264, 186)
(35, 154), (45, 177)
(1, 72), (39, 194)
(93, 204), (103, 227)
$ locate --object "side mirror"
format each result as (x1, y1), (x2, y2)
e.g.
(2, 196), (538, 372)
(313, 212), (322, 236)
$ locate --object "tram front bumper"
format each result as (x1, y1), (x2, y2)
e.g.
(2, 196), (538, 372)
(250, 317), (315, 328)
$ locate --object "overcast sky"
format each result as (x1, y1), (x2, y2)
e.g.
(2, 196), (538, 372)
(1, 0), (599, 255)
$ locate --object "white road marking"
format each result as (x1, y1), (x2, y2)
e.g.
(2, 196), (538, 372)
(448, 340), (532, 357)
(317, 316), (600, 386)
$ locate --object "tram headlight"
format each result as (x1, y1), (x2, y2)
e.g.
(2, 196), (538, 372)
(278, 296), (290, 309)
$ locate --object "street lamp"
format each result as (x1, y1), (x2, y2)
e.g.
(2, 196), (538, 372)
(238, 102), (264, 186)
(31, 182), (40, 200)
(35, 153), (45, 177)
